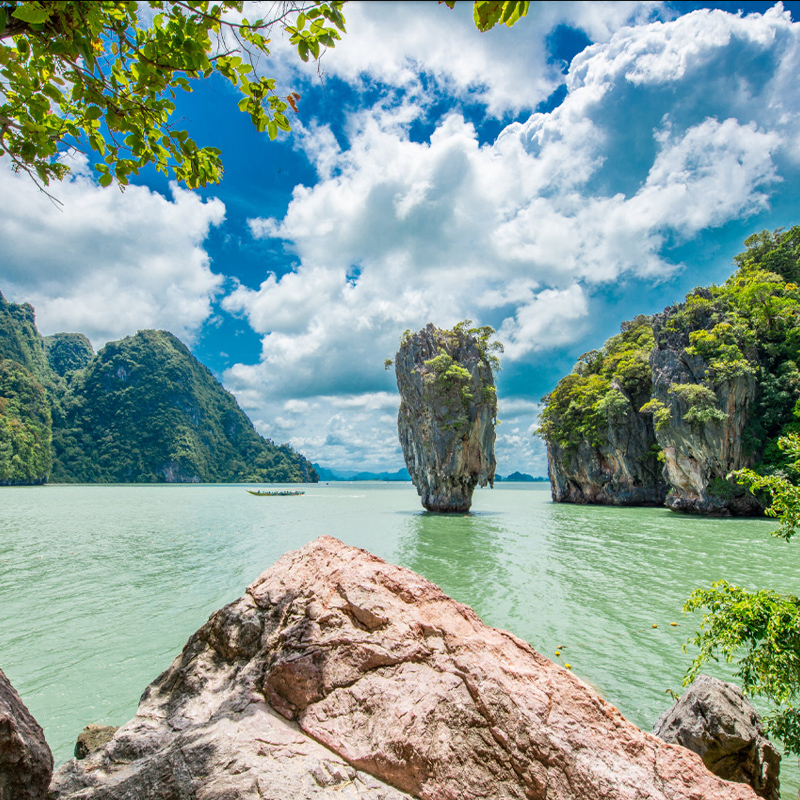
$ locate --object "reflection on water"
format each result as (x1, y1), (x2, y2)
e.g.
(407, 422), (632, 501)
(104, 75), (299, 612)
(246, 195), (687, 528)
(396, 510), (510, 620)
(2, 482), (799, 797)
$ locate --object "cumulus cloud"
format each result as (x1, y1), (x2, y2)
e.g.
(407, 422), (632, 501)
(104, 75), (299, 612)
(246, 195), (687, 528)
(0, 159), (225, 346)
(222, 4), (800, 472)
(257, 1), (666, 116)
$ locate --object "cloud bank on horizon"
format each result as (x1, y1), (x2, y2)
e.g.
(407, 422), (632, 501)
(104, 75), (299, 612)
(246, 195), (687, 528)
(2, 1), (800, 475)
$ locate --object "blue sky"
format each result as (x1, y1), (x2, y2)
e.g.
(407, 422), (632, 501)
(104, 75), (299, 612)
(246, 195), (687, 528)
(3, 0), (800, 475)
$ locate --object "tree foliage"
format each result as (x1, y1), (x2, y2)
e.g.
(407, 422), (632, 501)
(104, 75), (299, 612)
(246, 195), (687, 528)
(681, 227), (800, 756)
(0, 0), (345, 191)
(537, 315), (654, 453)
(442, 0), (530, 32)
(685, 579), (800, 755)
(0, 358), (52, 483)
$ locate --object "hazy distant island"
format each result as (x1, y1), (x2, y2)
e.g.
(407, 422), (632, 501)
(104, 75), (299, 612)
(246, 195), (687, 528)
(0, 292), (316, 485)
(312, 464), (546, 482)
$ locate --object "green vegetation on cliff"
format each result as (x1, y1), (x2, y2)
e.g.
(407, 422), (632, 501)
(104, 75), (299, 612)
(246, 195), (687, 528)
(0, 359), (52, 484)
(0, 293), (316, 485)
(540, 226), (800, 481)
(52, 330), (315, 483)
(538, 315), (654, 454)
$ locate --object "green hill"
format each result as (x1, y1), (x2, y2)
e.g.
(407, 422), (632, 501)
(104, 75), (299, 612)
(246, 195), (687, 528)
(0, 294), (316, 485)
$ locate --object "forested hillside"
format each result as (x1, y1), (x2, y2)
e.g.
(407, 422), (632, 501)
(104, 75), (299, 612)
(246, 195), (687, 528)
(539, 226), (800, 514)
(0, 292), (316, 485)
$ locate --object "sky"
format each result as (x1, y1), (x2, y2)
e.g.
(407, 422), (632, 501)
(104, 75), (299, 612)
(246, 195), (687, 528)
(3, 0), (800, 476)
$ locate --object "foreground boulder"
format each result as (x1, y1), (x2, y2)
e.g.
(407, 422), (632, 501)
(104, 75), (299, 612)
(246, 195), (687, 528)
(53, 537), (757, 800)
(653, 675), (780, 800)
(0, 668), (53, 800)
(394, 323), (497, 511)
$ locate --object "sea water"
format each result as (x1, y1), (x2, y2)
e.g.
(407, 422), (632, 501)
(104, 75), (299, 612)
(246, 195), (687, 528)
(2, 482), (799, 796)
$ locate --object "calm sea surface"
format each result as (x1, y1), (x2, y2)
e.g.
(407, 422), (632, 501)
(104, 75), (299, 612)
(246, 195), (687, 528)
(2, 482), (799, 796)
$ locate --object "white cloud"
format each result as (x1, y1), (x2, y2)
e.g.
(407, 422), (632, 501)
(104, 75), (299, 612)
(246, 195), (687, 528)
(258, 1), (667, 117)
(0, 160), (225, 346)
(221, 4), (799, 473)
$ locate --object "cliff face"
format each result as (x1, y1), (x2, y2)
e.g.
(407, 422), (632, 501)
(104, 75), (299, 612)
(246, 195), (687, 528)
(547, 381), (667, 505)
(395, 323), (496, 512)
(50, 537), (757, 800)
(540, 316), (667, 507)
(541, 226), (800, 515)
(650, 307), (760, 515)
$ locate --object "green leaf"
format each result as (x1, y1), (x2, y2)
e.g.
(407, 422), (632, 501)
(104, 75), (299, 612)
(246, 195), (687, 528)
(11, 4), (50, 24)
(85, 106), (103, 120)
(266, 119), (277, 140)
(98, 172), (113, 187)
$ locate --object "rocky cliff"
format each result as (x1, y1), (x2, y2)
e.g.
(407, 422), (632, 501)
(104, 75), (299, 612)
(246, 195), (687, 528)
(649, 300), (761, 515)
(541, 316), (668, 506)
(540, 226), (800, 515)
(394, 323), (497, 512)
(50, 536), (757, 800)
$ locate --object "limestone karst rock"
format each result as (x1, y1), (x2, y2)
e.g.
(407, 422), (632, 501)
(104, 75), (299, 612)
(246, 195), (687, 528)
(649, 302), (760, 515)
(653, 674), (780, 800)
(0, 668), (53, 800)
(52, 536), (757, 800)
(546, 381), (668, 506)
(394, 323), (497, 512)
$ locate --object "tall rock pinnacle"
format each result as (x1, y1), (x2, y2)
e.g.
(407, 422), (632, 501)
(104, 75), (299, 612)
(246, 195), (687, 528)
(393, 323), (498, 512)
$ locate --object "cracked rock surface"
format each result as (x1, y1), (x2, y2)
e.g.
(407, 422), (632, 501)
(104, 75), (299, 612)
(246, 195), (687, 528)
(52, 537), (756, 799)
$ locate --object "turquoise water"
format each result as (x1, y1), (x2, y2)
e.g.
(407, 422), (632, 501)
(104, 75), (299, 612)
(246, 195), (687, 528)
(2, 482), (798, 796)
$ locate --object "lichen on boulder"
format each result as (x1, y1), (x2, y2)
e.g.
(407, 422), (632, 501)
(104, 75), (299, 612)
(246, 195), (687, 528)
(392, 322), (499, 512)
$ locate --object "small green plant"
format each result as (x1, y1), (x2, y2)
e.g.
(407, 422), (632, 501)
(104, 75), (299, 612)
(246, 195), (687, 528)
(684, 581), (800, 754)
(669, 383), (727, 428)
(639, 398), (671, 431)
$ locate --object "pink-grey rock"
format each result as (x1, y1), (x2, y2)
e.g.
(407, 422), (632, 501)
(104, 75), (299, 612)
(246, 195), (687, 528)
(0, 667), (53, 800)
(653, 675), (780, 800)
(52, 537), (757, 800)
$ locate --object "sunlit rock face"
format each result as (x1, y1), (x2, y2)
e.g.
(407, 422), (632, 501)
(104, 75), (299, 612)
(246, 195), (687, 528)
(394, 324), (496, 512)
(50, 537), (760, 800)
(650, 304), (761, 516)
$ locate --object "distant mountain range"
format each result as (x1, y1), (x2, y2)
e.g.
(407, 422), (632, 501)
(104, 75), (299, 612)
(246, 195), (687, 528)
(312, 464), (547, 482)
(0, 291), (316, 485)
